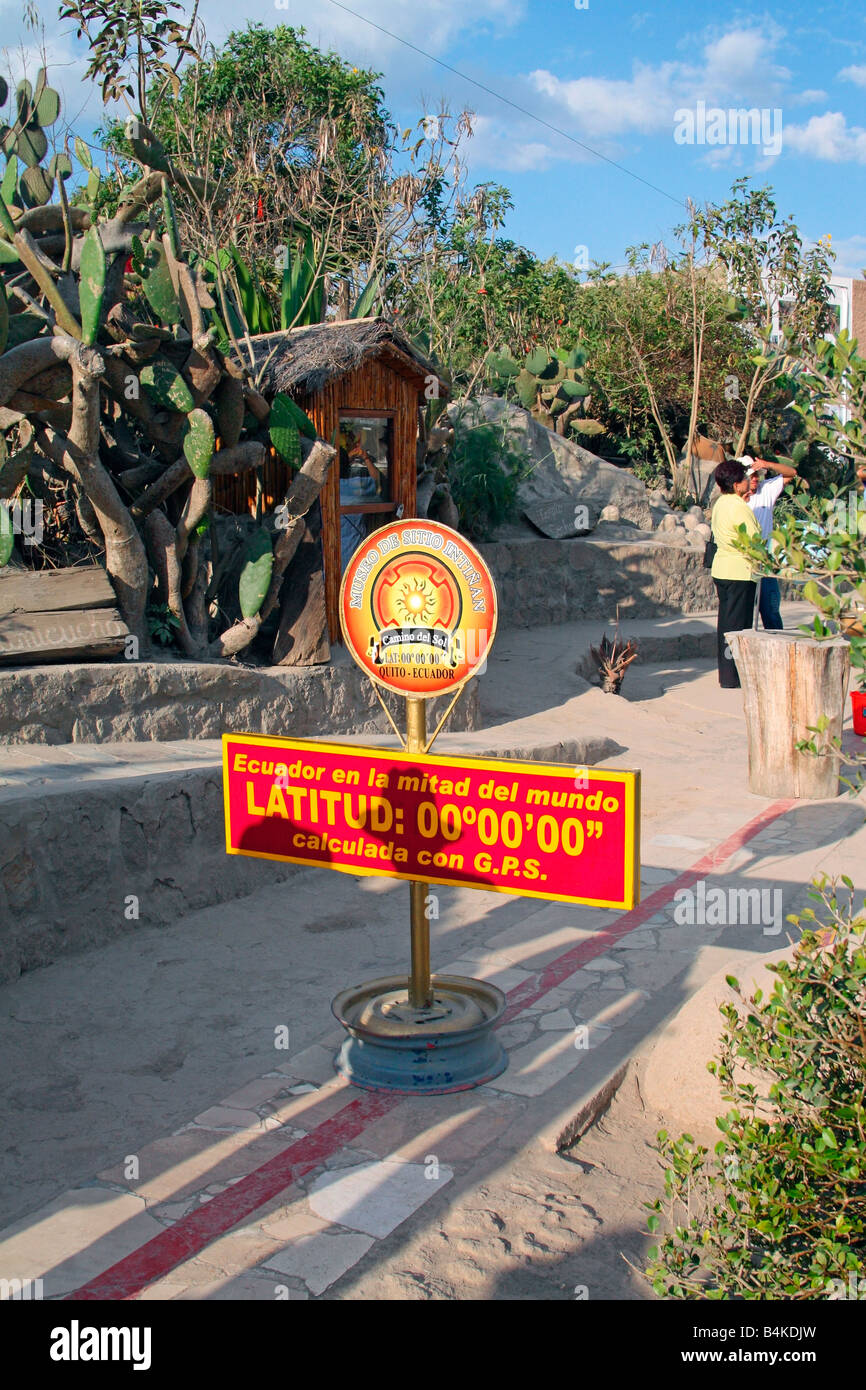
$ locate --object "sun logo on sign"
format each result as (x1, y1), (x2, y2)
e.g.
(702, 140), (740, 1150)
(397, 577), (436, 624)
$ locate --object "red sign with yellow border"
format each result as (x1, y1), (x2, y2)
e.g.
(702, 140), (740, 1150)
(339, 520), (497, 698)
(223, 735), (640, 910)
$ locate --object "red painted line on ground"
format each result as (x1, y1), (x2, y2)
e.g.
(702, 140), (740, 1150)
(67, 1089), (396, 1301)
(66, 796), (793, 1300)
(501, 798), (795, 1022)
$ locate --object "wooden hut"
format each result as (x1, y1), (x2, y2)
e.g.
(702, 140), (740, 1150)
(213, 318), (447, 652)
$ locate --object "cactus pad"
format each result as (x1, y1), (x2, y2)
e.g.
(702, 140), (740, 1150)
(183, 408), (215, 479)
(239, 528), (274, 619)
(140, 359), (195, 413)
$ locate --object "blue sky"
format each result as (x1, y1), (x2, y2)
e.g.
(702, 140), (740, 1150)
(3, 0), (864, 276)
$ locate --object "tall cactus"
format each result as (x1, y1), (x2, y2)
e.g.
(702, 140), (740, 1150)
(0, 65), (328, 660)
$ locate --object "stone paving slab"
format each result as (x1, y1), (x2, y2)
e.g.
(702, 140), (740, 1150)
(0, 617), (863, 1300)
(2, 780), (862, 1299)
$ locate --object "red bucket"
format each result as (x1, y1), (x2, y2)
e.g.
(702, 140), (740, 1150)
(852, 690), (866, 736)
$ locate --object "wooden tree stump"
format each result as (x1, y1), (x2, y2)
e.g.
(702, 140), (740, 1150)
(726, 630), (850, 799)
(0, 566), (129, 664)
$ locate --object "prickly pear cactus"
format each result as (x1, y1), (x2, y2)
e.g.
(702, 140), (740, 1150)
(238, 528), (274, 619)
(183, 409), (215, 479)
(270, 393), (315, 468)
(79, 226), (106, 346)
(0, 69), (66, 207)
(140, 360), (196, 413)
(0, 58), (327, 658)
(488, 344), (604, 438)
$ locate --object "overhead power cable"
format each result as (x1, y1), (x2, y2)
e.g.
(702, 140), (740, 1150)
(322, 0), (687, 210)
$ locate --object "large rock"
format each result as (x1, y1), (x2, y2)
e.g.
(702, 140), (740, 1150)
(450, 396), (654, 532)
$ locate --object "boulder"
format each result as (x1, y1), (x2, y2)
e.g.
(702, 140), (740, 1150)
(695, 523), (712, 542)
(450, 396), (654, 533)
(599, 503), (621, 522)
(659, 513), (679, 532)
(428, 485), (459, 531)
(592, 520), (649, 542)
(682, 512), (700, 531)
(682, 451), (723, 507)
(523, 496), (598, 539)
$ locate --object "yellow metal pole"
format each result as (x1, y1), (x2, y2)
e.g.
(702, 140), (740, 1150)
(405, 698), (432, 1009)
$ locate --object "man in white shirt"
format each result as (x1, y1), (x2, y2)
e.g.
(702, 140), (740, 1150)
(740, 454), (797, 630)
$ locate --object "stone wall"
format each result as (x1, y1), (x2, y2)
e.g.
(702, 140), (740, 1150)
(0, 730), (622, 984)
(0, 648), (480, 745)
(480, 537), (716, 628)
(0, 540), (725, 741)
(0, 764), (301, 983)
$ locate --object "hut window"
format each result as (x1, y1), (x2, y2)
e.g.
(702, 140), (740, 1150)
(338, 414), (398, 571)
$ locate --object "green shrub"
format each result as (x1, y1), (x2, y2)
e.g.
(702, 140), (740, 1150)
(645, 875), (866, 1299)
(447, 411), (529, 542)
(147, 602), (180, 647)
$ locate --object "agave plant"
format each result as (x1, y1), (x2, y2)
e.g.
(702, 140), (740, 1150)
(589, 631), (639, 694)
(206, 232), (381, 352)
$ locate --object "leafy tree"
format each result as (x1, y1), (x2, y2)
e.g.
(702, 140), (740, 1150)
(59, 0), (201, 122)
(732, 328), (866, 787)
(148, 24), (390, 276)
(689, 177), (836, 456)
(576, 245), (754, 495)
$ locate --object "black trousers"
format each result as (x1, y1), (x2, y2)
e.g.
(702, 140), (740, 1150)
(714, 578), (756, 688)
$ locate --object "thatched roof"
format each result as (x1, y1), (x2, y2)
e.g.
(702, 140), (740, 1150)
(243, 317), (448, 399)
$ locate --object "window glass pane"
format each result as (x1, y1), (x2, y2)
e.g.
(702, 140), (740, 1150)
(339, 416), (392, 571)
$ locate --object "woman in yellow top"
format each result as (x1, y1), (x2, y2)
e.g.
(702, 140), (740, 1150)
(710, 457), (761, 688)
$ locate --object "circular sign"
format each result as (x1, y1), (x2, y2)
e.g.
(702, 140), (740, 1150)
(339, 519), (498, 698)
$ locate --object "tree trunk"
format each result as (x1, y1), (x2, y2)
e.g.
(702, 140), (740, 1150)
(726, 630), (851, 799)
(38, 349), (149, 642)
(208, 438), (335, 660)
(272, 500), (330, 665)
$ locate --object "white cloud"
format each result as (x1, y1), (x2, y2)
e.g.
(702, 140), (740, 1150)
(530, 62), (680, 140)
(822, 234), (866, 279)
(701, 27), (790, 90)
(839, 64), (866, 87)
(789, 88), (827, 106)
(783, 112), (866, 163)
(464, 113), (562, 173)
(528, 23), (803, 148)
(198, 0), (523, 60)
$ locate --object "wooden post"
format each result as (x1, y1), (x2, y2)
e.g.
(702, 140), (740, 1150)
(726, 630), (850, 799)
